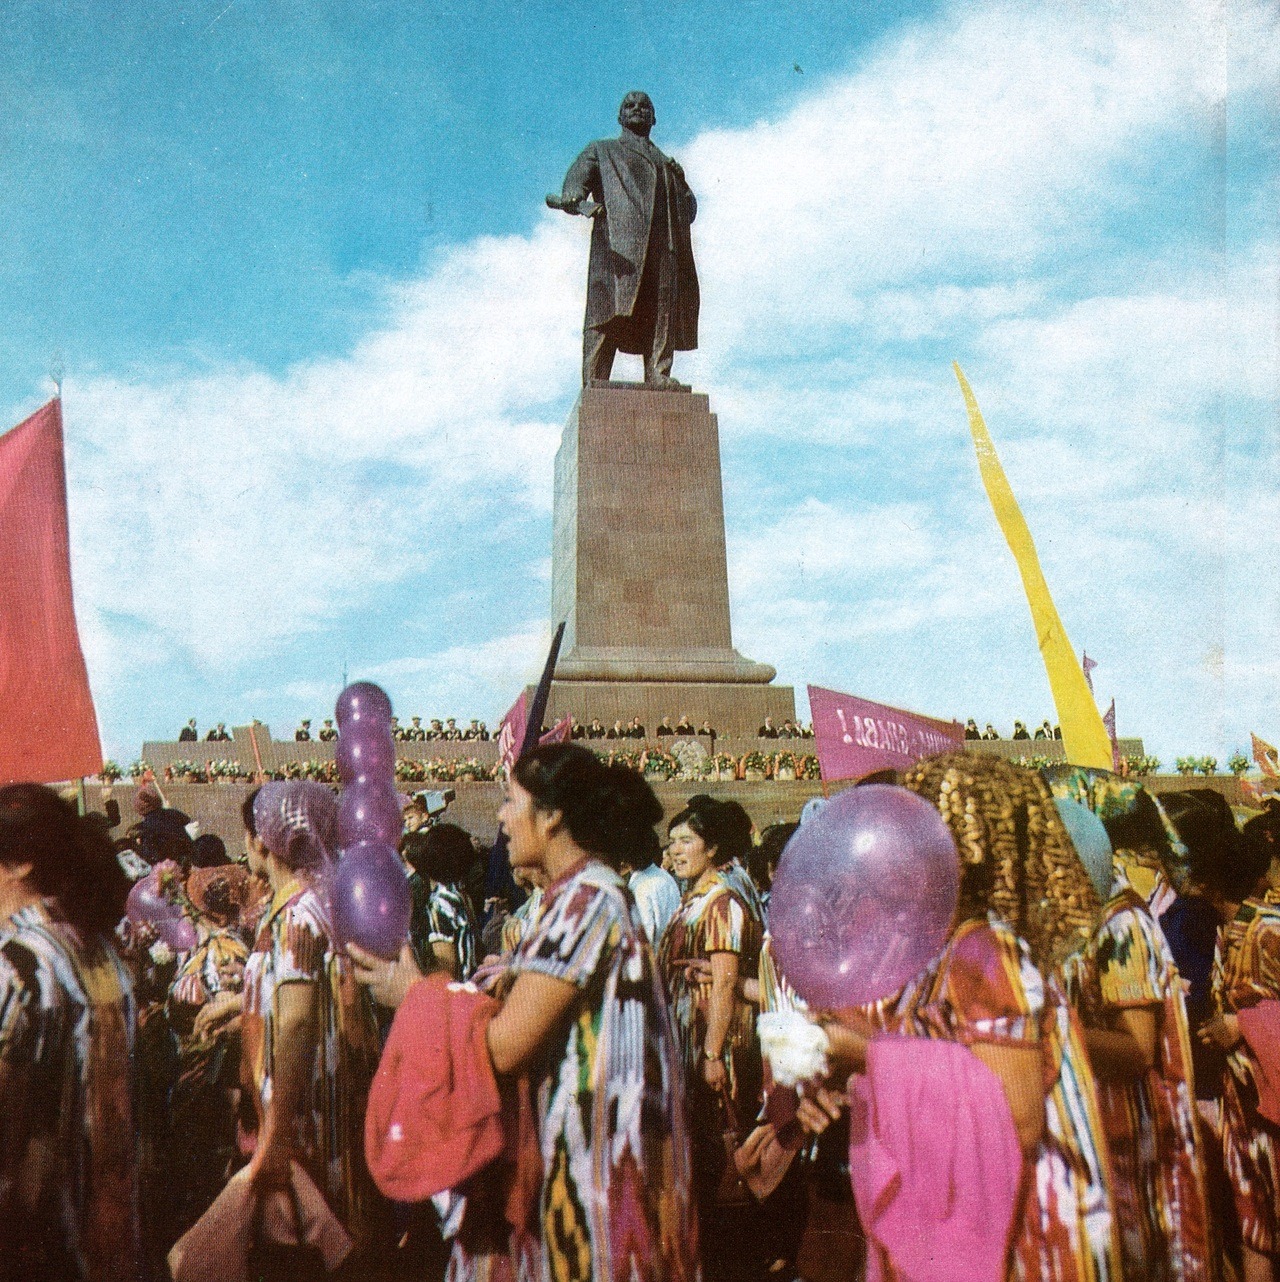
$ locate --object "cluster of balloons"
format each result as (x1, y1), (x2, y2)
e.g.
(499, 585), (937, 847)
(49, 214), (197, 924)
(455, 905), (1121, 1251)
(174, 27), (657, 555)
(126, 862), (198, 952)
(329, 682), (413, 959)
(769, 784), (960, 1010)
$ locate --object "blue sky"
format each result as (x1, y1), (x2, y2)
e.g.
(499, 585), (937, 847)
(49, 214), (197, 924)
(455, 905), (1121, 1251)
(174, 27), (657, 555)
(2, 0), (1277, 766)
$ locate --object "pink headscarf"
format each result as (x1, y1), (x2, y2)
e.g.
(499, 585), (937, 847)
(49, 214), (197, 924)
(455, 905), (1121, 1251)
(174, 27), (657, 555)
(253, 781), (338, 872)
(134, 782), (163, 816)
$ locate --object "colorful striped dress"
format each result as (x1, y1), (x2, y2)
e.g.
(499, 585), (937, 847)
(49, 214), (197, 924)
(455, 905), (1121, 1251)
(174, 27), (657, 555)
(482, 859), (699, 1282)
(659, 870), (763, 1100)
(1060, 888), (1213, 1280)
(872, 915), (1121, 1282)
(0, 901), (139, 1282)
(241, 877), (384, 1247)
(1212, 891), (1280, 1252)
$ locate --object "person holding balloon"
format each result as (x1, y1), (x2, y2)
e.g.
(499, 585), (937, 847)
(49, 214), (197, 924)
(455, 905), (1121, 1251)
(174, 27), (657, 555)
(0, 783), (140, 1282)
(1054, 794), (1215, 1282)
(658, 795), (764, 1280)
(352, 742), (700, 1282)
(238, 779), (386, 1256)
(783, 756), (1121, 1282)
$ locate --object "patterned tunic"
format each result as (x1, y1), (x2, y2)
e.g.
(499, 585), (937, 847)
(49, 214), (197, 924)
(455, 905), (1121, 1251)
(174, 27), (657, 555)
(1212, 891), (1280, 1252)
(0, 901), (139, 1282)
(658, 870), (764, 1099)
(426, 882), (479, 980)
(871, 916), (1121, 1282)
(500, 860), (699, 1282)
(1060, 889), (1212, 1280)
(241, 877), (383, 1246)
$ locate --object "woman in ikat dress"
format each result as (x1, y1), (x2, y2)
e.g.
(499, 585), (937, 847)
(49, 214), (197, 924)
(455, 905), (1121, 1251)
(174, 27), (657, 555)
(355, 743), (699, 1282)
(818, 755), (1122, 1282)
(0, 784), (138, 1282)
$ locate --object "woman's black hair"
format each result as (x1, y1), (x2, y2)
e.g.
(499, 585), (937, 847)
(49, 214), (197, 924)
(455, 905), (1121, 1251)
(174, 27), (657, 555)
(191, 834), (230, 868)
(241, 786), (262, 838)
(753, 822), (798, 891)
(402, 822), (475, 885)
(1101, 788), (1170, 857)
(1204, 816), (1273, 905)
(1163, 791), (1240, 888)
(667, 795), (750, 868)
(512, 743), (662, 871)
(0, 783), (130, 936)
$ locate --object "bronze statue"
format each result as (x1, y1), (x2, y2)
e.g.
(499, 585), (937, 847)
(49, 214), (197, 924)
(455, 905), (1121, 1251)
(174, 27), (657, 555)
(548, 92), (700, 389)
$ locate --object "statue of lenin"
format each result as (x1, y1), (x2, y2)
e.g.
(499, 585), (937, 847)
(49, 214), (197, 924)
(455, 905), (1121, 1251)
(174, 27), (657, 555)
(549, 92), (700, 389)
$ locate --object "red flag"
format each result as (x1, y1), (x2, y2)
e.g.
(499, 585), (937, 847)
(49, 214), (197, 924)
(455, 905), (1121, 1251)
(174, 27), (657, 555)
(497, 693), (573, 775)
(1253, 734), (1279, 779)
(0, 400), (102, 784)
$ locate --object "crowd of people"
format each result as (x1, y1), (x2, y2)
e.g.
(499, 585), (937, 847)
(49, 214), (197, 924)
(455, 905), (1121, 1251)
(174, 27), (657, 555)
(3, 744), (1280, 1281)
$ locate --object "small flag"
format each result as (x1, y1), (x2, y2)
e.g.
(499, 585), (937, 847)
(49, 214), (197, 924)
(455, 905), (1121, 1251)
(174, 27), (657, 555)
(1102, 699), (1122, 773)
(1253, 734), (1280, 779)
(1082, 652), (1097, 695)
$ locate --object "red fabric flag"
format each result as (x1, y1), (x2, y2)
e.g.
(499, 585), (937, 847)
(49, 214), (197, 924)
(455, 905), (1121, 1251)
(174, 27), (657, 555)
(0, 400), (103, 784)
(497, 693), (573, 776)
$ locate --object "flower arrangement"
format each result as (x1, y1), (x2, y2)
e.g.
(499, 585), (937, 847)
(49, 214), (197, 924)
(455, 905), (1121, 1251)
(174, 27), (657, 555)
(1124, 754), (1161, 776)
(168, 759), (209, 783)
(641, 748), (678, 779)
(1175, 756), (1197, 777)
(741, 751), (768, 778)
(1229, 751), (1250, 777)
(1015, 754), (1055, 771)
(1198, 756), (1218, 777)
(129, 760), (152, 779)
(799, 754), (822, 780)
(100, 760), (123, 783)
(773, 750), (798, 780)
(453, 757), (491, 782)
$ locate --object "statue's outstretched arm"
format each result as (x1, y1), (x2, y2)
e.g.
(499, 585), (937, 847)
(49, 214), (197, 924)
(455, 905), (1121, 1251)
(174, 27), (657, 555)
(548, 144), (603, 217)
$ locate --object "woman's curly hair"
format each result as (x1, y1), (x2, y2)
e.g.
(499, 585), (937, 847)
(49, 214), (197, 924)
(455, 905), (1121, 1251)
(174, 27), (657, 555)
(902, 753), (1100, 970)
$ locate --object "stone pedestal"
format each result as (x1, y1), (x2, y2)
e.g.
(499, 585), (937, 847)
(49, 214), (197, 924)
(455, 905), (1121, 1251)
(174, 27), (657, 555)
(546, 383), (794, 736)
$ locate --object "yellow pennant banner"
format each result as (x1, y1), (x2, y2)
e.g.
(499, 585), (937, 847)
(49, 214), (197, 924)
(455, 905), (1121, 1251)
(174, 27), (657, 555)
(953, 363), (1113, 770)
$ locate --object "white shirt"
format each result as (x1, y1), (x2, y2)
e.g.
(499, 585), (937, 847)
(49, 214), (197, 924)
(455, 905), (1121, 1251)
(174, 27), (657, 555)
(628, 863), (682, 947)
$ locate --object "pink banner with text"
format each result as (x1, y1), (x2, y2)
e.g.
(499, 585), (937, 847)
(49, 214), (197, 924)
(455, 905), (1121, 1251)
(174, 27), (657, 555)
(808, 685), (964, 782)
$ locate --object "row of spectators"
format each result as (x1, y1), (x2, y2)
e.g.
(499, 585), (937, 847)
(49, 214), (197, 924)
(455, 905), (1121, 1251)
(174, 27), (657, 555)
(178, 717), (493, 743)
(965, 717), (1064, 741)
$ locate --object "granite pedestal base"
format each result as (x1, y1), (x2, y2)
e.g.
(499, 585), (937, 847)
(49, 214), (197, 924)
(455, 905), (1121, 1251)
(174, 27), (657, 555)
(549, 383), (788, 737)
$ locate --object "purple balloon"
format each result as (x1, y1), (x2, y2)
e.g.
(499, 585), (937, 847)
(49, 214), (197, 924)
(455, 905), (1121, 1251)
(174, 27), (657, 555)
(156, 914), (198, 952)
(335, 681), (394, 730)
(769, 784), (960, 1010)
(338, 780), (404, 848)
(336, 726), (396, 784)
(126, 870), (182, 929)
(329, 841), (412, 960)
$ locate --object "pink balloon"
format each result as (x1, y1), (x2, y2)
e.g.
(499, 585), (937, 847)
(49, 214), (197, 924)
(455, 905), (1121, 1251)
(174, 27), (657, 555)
(336, 726), (396, 784)
(126, 870), (180, 928)
(338, 780), (404, 849)
(329, 841), (412, 960)
(769, 784), (959, 1009)
(335, 681), (393, 730)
